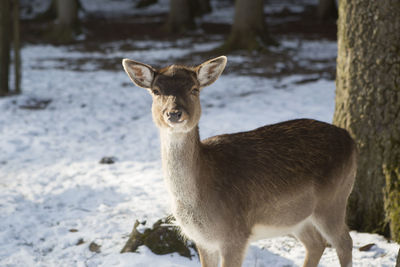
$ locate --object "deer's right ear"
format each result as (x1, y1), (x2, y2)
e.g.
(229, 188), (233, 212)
(122, 59), (155, 89)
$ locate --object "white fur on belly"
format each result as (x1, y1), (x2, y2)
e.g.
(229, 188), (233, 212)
(249, 219), (309, 242)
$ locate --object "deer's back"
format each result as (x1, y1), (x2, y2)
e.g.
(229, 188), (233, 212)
(200, 119), (356, 224)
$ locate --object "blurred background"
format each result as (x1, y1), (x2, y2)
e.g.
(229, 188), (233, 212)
(1, 0), (339, 96)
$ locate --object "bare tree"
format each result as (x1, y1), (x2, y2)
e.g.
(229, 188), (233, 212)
(0, 0), (11, 96)
(221, 0), (274, 51)
(1, 0), (21, 96)
(57, 0), (78, 26)
(192, 0), (211, 17)
(165, 0), (194, 33)
(36, 0), (57, 21)
(317, 0), (338, 20)
(164, 0), (211, 34)
(334, 0), (400, 241)
(13, 0), (21, 94)
(47, 0), (81, 42)
(136, 0), (158, 9)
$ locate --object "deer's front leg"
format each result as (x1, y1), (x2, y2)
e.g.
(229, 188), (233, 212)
(198, 246), (219, 267)
(219, 242), (248, 267)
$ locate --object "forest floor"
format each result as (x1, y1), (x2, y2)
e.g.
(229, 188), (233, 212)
(21, 0), (337, 79)
(1, 0), (399, 266)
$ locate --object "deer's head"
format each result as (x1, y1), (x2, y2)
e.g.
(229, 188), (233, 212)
(122, 56), (227, 133)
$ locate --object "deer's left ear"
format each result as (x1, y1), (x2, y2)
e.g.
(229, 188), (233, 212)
(196, 56), (227, 87)
(122, 59), (156, 89)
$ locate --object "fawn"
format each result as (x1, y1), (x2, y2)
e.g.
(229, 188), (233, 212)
(122, 56), (357, 267)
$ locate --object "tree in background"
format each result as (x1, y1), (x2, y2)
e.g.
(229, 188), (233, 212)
(165, 0), (193, 33)
(317, 0), (337, 21)
(334, 0), (400, 241)
(165, 0), (211, 34)
(39, 0), (82, 42)
(191, 0), (211, 18)
(136, 0), (158, 9)
(35, 0), (57, 20)
(0, 0), (11, 96)
(1, 0), (21, 96)
(50, 0), (80, 42)
(220, 0), (275, 52)
(13, 0), (21, 94)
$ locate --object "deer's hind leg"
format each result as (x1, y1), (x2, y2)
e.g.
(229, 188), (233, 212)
(312, 200), (353, 267)
(294, 222), (327, 267)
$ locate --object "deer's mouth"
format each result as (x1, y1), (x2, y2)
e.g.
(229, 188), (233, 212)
(164, 109), (189, 127)
(167, 118), (187, 127)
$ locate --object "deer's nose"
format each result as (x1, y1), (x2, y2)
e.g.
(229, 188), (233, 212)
(167, 110), (182, 123)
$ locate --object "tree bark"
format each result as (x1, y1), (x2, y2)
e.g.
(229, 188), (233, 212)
(334, 0), (400, 241)
(0, 0), (11, 96)
(222, 0), (274, 51)
(13, 0), (21, 94)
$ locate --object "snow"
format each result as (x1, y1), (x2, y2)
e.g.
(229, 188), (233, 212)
(1, 1), (399, 266)
(1, 39), (398, 267)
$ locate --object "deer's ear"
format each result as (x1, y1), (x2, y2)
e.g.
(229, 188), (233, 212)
(196, 56), (227, 87)
(122, 59), (155, 89)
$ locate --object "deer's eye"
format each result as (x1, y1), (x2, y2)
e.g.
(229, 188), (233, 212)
(191, 88), (199, 95)
(152, 89), (161, 95)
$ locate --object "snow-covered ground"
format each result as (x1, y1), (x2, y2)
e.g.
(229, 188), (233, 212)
(1, 1), (399, 266)
(0, 38), (398, 267)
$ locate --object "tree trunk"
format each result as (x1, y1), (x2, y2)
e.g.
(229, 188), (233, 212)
(396, 248), (400, 267)
(13, 0), (21, 94)
(57, 0), (78, 26)
(164, 0), (211, 34)
(221, 0), (274, 51)
(334, 0), (400, 241)
(136, 0), (158, 9)
(191, 0), (211, 17)
(165, 0), (195, 34)
(47, 0), (80, 43)
(0, 0), (11, 96)
(36, 0), (57, 21)
(317, 0), (337, 21)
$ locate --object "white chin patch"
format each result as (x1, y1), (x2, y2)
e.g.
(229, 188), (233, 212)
(167, 121), (191, 132)
(168, 120), (186, 127)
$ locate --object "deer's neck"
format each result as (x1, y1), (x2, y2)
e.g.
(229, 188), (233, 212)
(160, 126), (201, 204)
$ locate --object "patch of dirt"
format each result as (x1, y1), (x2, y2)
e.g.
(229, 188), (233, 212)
(268, 5), (337, 41)
(19, 98), (52, 110)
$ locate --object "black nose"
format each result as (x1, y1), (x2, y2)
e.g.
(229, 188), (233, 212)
(167, 110), (182, 123)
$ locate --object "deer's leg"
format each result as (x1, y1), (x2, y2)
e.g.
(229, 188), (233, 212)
(322, 224), (352, 267)
(294, 222), (326, 267)
(313, 203), (353, 267)
(219, 241), (248, 267)
(197, 246), (219, 267)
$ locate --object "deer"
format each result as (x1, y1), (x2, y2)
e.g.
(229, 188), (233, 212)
(122, 56), (357, 267)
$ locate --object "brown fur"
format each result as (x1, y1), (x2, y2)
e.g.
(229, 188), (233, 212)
(122, 57), (357, 267)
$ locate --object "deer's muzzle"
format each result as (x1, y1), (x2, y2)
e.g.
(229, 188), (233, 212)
(167, 110), (183, 123)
